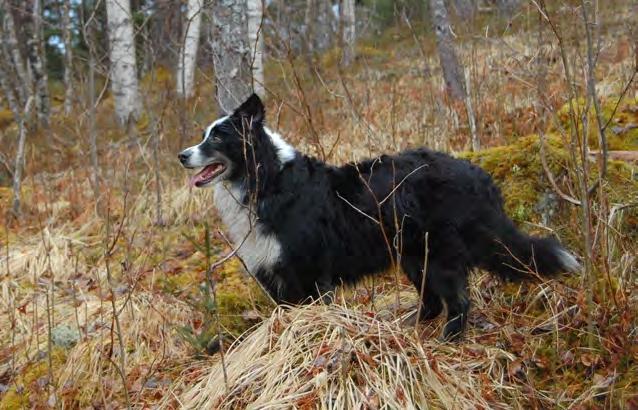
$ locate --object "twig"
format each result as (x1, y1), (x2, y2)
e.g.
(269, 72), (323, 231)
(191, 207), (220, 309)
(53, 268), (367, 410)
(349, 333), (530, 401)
(415, 232), (429, 333)
(538, 133), (581, 206)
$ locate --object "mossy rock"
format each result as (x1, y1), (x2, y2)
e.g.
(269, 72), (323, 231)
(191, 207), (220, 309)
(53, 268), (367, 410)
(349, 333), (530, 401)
(461, 134), (638, 247)
(460, 134), (570, 226)
(555, 97), (638, 151)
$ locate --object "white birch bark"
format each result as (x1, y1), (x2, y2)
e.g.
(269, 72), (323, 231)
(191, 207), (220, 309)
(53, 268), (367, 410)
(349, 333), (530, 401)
(429, 0), (466, 101)
(496, 0), (520, 17)
(340, 0), (355, 66)
(176, 0), (203, 98)
(452, 0), (475, 20)
(246, 0), (264, 96)
(0, 0), (28, 105)
(62, 0), (74, 114)
(105, 0), (141, 124)
(0, 60), (21, 120)
(209, 0), (252, 114)
(11, 97), (32, 217)
(305, 0), (334, 53)
(25, 0), (50, 127)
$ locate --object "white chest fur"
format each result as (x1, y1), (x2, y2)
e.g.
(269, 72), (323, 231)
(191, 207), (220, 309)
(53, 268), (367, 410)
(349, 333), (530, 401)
(212, 183), (283, 276)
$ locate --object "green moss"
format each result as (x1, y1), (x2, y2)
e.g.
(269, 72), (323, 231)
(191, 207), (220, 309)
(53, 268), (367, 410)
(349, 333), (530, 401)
(460, 134), (638, 248)
(0, 347), (67, 408)
(0, 108), (14, 129)
(460, 135), (567, 225)
(555, 97), (638, 151)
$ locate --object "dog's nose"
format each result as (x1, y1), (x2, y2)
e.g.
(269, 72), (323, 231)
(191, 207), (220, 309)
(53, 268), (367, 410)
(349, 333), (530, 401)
(178, 151), (190, 164)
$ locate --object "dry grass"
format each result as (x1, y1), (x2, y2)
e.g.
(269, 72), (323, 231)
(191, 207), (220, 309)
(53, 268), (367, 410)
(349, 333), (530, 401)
(167, 300), (520, 409)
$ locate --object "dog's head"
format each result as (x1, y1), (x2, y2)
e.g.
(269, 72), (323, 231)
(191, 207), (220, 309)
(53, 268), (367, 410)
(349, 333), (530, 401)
(179, 93), (282, 188)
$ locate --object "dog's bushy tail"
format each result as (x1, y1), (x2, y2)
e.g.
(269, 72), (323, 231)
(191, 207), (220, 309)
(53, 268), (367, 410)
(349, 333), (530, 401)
(481, 219), (580, 281)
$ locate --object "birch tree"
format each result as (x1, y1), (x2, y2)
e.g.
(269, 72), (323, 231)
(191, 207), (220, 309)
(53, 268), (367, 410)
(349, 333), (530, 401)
(246, 0), (264, 96)
(24, 0), (50, 127)
(340, 0), (355, 66)
(496, 0), (520, 17)
(210, 0), (252, 114)
(0, 61), (30, 217)
(105, 0), (141, 124)
(176, 0), (203, 98)
(61, 0), (74, 114)
(0, 0), (28, 106)
(305, 0), (335, 53)
(429, 0), (466, 101)
(452, 0), (475, 20)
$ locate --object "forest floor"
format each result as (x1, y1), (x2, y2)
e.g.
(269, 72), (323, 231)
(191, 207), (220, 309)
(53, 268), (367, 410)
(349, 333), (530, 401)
(1, 5), (638, 409)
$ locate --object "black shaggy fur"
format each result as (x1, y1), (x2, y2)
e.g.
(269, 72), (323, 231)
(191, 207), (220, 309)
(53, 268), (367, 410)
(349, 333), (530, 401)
(181, 94), (579, 340)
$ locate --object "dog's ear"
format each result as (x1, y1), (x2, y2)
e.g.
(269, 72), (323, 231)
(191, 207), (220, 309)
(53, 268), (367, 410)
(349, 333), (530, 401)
(233, 93), (265, 127)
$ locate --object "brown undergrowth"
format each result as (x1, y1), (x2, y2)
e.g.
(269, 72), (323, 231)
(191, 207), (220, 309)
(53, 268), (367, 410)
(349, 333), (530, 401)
(1, 4), (637, 408)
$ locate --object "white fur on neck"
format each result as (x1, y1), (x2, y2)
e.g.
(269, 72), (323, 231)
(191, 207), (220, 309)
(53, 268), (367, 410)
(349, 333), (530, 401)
(264, 127), (296, 164)
(213, 182), (284, 294)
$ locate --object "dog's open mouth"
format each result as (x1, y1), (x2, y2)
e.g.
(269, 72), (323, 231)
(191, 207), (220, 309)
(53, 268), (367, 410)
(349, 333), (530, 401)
(189, 163), (226, 187)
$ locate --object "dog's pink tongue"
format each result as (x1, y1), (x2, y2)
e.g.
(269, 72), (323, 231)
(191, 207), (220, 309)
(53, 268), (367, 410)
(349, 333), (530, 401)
(189, 165), (216, 187)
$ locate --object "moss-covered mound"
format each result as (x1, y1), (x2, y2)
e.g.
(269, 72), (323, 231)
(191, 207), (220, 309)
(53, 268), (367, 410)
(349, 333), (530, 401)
(461, 134), (638, 247)
(556, 99), (638, 151)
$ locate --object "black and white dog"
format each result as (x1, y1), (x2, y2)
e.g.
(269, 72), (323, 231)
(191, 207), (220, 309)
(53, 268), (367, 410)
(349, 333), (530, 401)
(179, 94), (579, 339)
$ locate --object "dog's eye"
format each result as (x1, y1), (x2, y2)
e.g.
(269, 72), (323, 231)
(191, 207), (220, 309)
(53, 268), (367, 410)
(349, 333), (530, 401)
(212, 136), (223, 143)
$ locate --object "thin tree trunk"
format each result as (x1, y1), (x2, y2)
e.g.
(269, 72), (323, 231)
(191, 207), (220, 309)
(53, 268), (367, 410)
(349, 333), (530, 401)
(340, 0), (355, 66)
(176, 0), (203, 98)
(89, 53), (99, 202)
(0, 0), (29, 106)
(105, 0), (141, 125)
(464, 68), (479, 151)
(305, 0), (334, 53)
(210, 0), (252, 114)
(11, 97), (33, 217)
(24, 0), (50, 127)
(496, 0), (520, 18)
(0, 61), (21, 120)
(61, 0), (74, 115)
(429, 0), (466, 101)
(305, 0), (315, 53)
(452, 0), (475, 20)
(246, 0), (265, 96)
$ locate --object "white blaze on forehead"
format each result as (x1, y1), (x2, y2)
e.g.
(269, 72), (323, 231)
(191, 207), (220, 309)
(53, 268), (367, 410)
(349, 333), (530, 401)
(203, 115), (230, 140)
(264, 127), (296, 163)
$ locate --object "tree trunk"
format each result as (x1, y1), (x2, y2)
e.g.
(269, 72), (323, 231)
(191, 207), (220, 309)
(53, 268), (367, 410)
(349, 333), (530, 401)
(210, 0), (252, 114)
(105, 0), (141, 125)
(305, 0), (335, 53)
(11, 97), (32, 217)
(340, 0), (355, 66)
(452, 0), (475, 20)
(89, 52), (99, 202)
(0, 60), (21, 120)
(149, 0), (182, 66)
(496, 0), (520, 18)
(176, 0), (203, 98)
(24, 0), (50, 127)
(246, 0), (264, 96)
(305, 0), (315, 52)
(61, 0), (74, 114)
(429, 0), (466, 101)
(0, 0), (28, 106)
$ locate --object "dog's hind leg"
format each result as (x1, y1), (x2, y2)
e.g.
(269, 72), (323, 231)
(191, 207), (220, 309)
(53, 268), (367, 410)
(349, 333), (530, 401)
(424, 258), (470, 339)
(401, 257), (443, 321)
(436, 269), (470, 340)
(425, 231), (472, 340)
